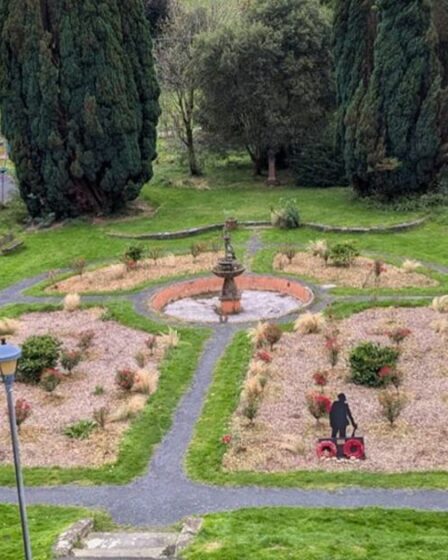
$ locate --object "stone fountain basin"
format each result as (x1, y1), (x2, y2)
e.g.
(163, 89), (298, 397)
(150, 275), (314, 323)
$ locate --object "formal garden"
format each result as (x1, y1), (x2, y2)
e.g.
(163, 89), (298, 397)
(2, 0), (448, 559)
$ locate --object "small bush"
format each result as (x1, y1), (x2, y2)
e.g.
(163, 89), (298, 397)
(40, 368), (64, 392)
(145, 335), (157, 355)
(109, 395), (147, 422)
(159, 328), (180, 349)
(385, 326), (412, 346)
(325, 334), (340, 368)
(15, 398), (32, 430)
(378, 366), (404, 390)
(133, 369), (158, 395)
(402, 259), (422, 273)
(60, 350), (82, 374)
(378, 390), (407, 426)
(93, 385), (105, 396)
(124, 245), (144, 263)
(248, 360), (269, 378)
(271, 198), (300, 229)
(273, 253), (289, 271)
(93, 407), (109, 429)
(134, 351), (147, 368)
(244, 376), (264, 399)
(256, 350), (272, 363)
(77, 330), (95, 351)
(280, 245), (297, 264)
(328, 241), (359, 267)
(349, 342), (400, 387)
(64, 420), (96, 440)
(115, 368), (136, 391)
(106, 263), (127, 281)
(18, 335), (61, 384)
(63, 293), (81, 312)
(71, 257), (86, 277)
(306, 393), (331, 421)
(263, 323), (282, 350)
(432, 318), (448, 335)
(190, 243), (203, 261)
(242, 399), (259, 424)
(248, 322), (268, 348)
(312, 371), (329, 388)
(431, 296), (448, 313)
(148, 247), (162, 263)
(294, 312), (326, 334)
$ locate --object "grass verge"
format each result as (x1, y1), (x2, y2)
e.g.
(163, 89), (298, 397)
(0, 505), (112, 560)
(183, 507), (448, 560)
(0, 301), (209, 486)
(186, 301), (448, 489)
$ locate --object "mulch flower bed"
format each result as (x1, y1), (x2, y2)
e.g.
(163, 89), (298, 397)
(274, 252), (437, 289)
(224, 307), (448, 473)
(0, 309), (164, 468)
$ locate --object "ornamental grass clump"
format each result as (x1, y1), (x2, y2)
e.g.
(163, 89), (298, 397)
(402, 259), (422, 273)
(0, 318), (20, 336)
(307, 239), (328, 261)
(18, 335), (61, 384)
(263, 323), (282, 350)
(133, 369), (159, 395)
(306, 393), (332, 423)
(40, 368), (64, 392)
(431, 296), (448, 313)
(294, 312), (326, 334)
(378, 390), (407, 427)
(160, 328), (180, 349)
(63, 293), (81, 312)
(349, 342), (400, 388)
(280, 245), (297, 264)
(60, 350), (82, 374)
(77, 330), (95, 352)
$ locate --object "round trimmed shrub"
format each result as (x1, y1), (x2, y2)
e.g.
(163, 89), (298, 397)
(349, 342), (400, 388)
(18, 335), (62, 384)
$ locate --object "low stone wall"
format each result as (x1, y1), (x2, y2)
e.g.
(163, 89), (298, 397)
(150, 274), (313, 312)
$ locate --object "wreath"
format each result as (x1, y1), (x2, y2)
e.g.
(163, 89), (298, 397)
(316, 440), (337, 459)
(343, 438), (365, 460)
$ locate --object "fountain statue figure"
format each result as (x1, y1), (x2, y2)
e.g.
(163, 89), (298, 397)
(212, 229), (245, 315)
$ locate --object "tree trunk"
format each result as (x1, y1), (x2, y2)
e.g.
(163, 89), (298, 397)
(266, 148), (278, 185)
(186, 124), (201, 176)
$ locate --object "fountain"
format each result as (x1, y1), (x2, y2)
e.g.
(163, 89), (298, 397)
(212, 230), (245, 316)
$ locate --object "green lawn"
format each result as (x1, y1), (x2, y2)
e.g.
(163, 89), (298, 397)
(184, 508), (448, 560)
(0, 505), (111, 560)
(186, 301), (448, 490)
(0, 302), (209, 486)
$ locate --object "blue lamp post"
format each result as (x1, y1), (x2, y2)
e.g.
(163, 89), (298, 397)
(0, 338), (33, 560)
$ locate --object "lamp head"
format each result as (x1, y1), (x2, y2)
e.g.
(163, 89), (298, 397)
(0, 339), (21, 377)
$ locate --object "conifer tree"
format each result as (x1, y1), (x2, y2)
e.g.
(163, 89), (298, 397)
(0, 0), (160, 218)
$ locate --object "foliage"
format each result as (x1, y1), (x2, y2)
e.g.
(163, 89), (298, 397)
(327, 241), (359, 267)
(242, 399), (259, 425)
(262, 323), (283, 350)
(63, 293), (81, 312)
(0, 317), (20, 336)
(93, 407), (109, 429)
(148, 247), (162, 262)
(307, 239), (329, 260)
(0, 0), (160, 218)
(325, 333), (340, 368)
(115, 368), (136, 391)
(195, 0), (334, 176)
(378, 389), (407, 426)
(335, 0), (447, 199)
(312, 371), (329, 388)
(280, 245), (297, 263)
(385, 326), (412, 346)
(93, 385), (105, 396)
(40, 369), (64, 393)
(15, 398), (32, 428)
(18, 335), (61, 384)
(306, 393), (331, 421)
(294, 312), (326, 335)
(432, 296), (448, 313)
(77, 330), (96, 352)
(378, 366), (404, 391)
(64, 420), (96, 440)
(71, 258), (86, 277)
(349, 342), (400, 387)
(146, 334), (158, 355)
(143, 0), (171, 37)
(124, 245), (144, 263)
(60, 350), (82, 374)
(256, 350), (272, 363)
(271, 198), (300, 229)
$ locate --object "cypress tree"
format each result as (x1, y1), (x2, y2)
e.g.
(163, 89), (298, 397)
(335, 0), (447, 199)
(0, 0), (160, 218)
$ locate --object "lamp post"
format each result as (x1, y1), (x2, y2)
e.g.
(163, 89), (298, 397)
(0, 338), (33, 560)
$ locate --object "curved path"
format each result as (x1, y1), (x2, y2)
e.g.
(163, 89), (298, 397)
(1, 237), (448, 526)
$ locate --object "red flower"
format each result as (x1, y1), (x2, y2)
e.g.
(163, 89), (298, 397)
(385, 327), (412, 345)
(316, 440), (337, 459)
(15, 398), (32, 427)
(256, 350), (272, 363)
(222, 434), (232, 445)
(312, 371), (329, 387)
(379, 366), (393, 378)
(343, 438), (365, 460)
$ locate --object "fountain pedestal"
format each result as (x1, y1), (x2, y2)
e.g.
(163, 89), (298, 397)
(212, 232), (245, 316)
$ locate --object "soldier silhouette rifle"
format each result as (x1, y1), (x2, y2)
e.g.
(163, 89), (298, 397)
(329, 393), (357, 439)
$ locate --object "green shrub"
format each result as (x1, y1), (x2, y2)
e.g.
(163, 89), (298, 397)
(328, 241), (359, 267)
(124, 244), (144, 263)
(18, 335), (62, 384)
(349, 342), (400, 388)
(64, 420), (96, 440)
(271, 198), (300, 229)
(60, 350), (82, 374)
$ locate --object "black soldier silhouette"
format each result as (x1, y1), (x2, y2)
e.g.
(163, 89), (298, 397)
(330, 393), (357, 438)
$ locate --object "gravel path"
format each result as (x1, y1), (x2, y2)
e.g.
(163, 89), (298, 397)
(1, 244), (448, 526)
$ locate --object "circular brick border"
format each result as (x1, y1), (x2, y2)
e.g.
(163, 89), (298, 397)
(150, 274), (314, 315)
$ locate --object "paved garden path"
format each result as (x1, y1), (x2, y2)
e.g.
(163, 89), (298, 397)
(1, 236), (448, 525)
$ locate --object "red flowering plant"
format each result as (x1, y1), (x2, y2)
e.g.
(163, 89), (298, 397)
(385, 326), (411, 346)
(378, 366), (403, 390)
(15, 398), (32, 431)
(40, 368), (64, 393)
(221, 434), (232, 445)
(312, 371), (329, 392)
(115, 368), (136, 391)
(256, 350), (273, 363)
(306, 393), (332, 422)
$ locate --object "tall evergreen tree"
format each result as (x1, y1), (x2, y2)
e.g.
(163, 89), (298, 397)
(335, 0), (447, 199)
(0, 0), (160, 218)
